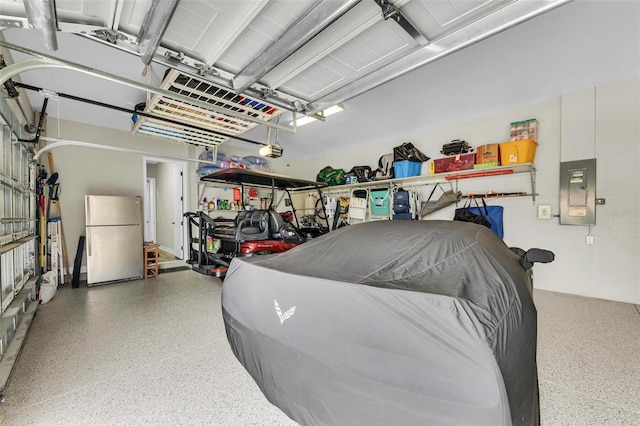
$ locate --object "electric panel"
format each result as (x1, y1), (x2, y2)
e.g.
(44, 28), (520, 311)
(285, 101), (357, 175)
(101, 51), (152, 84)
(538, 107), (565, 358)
(559, 159), (596, 225)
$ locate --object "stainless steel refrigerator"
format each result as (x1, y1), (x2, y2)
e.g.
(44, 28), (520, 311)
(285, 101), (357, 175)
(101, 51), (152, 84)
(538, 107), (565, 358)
(85, 195), (144, 286)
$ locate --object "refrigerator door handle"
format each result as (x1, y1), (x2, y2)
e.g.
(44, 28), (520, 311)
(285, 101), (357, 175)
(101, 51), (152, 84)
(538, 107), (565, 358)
(87, 231), (91, 256)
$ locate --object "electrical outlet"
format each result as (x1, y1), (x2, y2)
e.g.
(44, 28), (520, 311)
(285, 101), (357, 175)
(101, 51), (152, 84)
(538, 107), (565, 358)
(537, 204), (552, 220)
(586, 235), (594, 245)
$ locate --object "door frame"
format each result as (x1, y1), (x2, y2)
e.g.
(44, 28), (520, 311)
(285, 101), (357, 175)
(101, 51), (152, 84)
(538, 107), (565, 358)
(144, 177), (157, 243)
(143, 157), (187, 262)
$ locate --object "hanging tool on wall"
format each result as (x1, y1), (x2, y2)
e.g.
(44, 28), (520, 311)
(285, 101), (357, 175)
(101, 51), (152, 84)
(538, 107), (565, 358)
(37, 166), (48, 273)
(46, 171), (59, 213)
(463, 191), (528, 199)
(46, 153), (71, 285)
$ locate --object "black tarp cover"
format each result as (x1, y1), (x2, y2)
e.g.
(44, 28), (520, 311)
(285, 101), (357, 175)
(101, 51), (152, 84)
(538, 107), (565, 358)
(222, 220), (538, 426)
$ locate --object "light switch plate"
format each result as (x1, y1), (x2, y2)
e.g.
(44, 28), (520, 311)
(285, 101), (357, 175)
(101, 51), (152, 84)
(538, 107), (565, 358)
(537, 204), (552, 220)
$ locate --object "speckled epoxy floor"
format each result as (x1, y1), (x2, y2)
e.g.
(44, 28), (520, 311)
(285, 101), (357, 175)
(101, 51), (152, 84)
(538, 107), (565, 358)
(534, 291), (640, 425)
(0, 270), (296, 426)
(0, 271), (638, 425)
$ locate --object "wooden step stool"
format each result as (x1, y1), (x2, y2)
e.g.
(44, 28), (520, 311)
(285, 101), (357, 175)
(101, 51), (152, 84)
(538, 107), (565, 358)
(144, 244), (160, 278)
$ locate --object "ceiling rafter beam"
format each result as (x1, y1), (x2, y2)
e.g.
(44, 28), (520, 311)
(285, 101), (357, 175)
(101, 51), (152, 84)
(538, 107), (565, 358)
(232, 0), (361, 95)
(137, 0), (180, 66)
(23, 0), (58, 51)
(0, 41), (296, 134)
(264, 1), (382, 91)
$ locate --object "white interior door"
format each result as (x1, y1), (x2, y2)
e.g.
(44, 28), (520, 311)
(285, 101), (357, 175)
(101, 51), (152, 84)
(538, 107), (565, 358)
(144, 177), (156, 243)
(172, 167), (184, 259)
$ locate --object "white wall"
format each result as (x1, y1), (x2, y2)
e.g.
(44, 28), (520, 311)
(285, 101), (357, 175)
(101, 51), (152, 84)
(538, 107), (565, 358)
(146, 163), (157, 179)
(306, 78), (639, 304)
(43, 118), (192, 270)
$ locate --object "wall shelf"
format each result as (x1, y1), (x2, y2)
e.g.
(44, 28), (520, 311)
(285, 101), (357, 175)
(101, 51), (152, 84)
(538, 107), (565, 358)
(319, 163), (538, 202)
(197, 181), (276, 214)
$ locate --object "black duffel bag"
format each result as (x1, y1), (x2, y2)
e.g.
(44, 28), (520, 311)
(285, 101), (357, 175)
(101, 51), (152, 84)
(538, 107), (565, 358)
(393, 142), (430, 162)
(454, 198), (491, 228)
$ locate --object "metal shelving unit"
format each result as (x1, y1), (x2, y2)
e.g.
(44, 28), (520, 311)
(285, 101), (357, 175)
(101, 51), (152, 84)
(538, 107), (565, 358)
(132, 70), (287, 148)
(196, 181), (272, 218)
(309, 163), (538, 227)
(321, 163), (537, 202)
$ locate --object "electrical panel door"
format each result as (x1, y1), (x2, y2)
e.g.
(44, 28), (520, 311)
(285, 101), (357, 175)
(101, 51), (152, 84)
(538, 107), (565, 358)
(559, 159), (596, 225)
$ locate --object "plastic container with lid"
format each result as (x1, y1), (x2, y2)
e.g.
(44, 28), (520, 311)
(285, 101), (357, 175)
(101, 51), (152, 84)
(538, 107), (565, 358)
(500, 139), (538, 164)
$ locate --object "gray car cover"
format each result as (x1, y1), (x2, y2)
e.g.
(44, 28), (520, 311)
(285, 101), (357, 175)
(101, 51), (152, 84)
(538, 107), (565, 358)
(222, 220), (539, 426)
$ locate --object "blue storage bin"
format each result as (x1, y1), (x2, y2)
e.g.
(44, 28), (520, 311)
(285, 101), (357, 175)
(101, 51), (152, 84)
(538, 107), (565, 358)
(369, 189), (391, 216)
(393, 160), (421, 178)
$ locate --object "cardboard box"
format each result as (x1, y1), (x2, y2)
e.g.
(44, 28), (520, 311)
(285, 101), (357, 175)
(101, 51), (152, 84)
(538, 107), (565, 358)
(476, 144), (500, 165)
(430, 153), (475, 174)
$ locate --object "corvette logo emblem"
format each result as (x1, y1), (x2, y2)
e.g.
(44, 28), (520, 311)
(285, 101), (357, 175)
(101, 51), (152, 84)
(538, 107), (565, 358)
(274, 299), (296, 324)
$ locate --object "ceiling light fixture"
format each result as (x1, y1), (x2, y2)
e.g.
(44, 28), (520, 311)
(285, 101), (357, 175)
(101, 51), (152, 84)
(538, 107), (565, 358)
(291, 104), (344, 127)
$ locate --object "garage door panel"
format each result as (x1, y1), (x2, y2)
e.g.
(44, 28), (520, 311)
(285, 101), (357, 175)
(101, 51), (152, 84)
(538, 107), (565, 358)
(280, 19), (418, 100)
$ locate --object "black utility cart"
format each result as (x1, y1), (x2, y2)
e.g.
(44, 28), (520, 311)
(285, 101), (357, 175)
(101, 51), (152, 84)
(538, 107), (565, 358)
(185, 168), (329, 278)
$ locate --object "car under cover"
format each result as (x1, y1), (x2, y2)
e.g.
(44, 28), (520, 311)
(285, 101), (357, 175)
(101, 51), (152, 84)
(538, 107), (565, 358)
(222, 220), (540, 426)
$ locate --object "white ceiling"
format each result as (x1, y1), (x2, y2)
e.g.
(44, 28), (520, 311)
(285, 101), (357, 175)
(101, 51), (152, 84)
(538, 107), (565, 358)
(0, 0), (639, 159)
